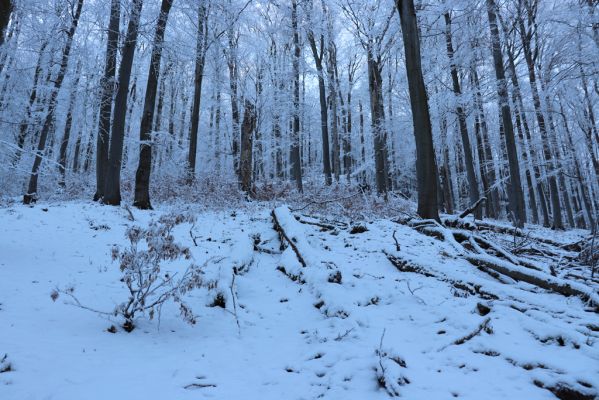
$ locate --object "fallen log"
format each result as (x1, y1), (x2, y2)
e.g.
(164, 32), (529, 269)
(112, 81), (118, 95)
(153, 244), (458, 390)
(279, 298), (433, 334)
(466, 254), (599, 309)
(272, 207), (307, 267)
(384, 251), (497, 300)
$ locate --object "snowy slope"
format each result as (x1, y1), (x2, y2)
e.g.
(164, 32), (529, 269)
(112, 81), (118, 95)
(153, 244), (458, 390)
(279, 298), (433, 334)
(0, 202), (597, 400)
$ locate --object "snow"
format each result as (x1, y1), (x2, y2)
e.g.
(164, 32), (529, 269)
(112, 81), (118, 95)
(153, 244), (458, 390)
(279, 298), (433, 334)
(0, 202), (598, 399)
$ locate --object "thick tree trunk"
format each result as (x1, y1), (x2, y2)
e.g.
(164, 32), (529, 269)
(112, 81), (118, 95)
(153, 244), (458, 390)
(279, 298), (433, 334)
(307, 32), (332, 185)
(94, 0), (120, 201)
(23, 0), (84, 204)
(103, 0), (144, 206)
(240, 100), (256, 194)
(0, 0), (11, 46)
(133, 0), (173, 210)
(396, 0), (439, 221)
(485, 0), (526, 227)
(444, 13), (481, 219)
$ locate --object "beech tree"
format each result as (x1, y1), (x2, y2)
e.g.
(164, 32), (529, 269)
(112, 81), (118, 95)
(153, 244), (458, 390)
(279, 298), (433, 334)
(133, 0), (174, 209)
(103, 0), (144, 206)
(396, 0), (439, 221)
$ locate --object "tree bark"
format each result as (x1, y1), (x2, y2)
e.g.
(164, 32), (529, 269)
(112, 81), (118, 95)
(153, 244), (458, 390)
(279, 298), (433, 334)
(187, 3), (207, 180)
(58, 62), (82, 188)
(94, 0), (120, 201)
(13, 40), (47, 165)
(0, 0), (12, 46)
(396, 0), (440, 221)
(290, 0), (303, 192)
(23, 0), (84, 204)
(307, 31), (332, 185)
(103, 0), (144, 206)
(240, 100), (256, 194)
(133, 0), (173, 210)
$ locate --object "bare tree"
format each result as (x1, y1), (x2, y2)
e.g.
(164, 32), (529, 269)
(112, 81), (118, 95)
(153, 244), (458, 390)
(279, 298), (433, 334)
(485, 0), (527, 227)
(23, 0), (84, 204)
(133, 0), (174, 210)
(103, 0), (144, 206)
(396, 0), (439, 221)
(94, 0), (120, 201)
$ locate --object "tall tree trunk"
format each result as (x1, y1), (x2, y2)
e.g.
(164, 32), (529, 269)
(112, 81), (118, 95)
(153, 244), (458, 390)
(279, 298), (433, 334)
(367, 53), (388, 195)
(485, 0), (526, 227)
(517, 7), (563, 229)
(396, 0), (439, 221)
(501, 31), (545, 226)
(94, 0), (120, 201)
(227, 20), (241, 179)
(327, 42), (341, 181)
(0, 0), (12, 46)
(58, 62), (82, 187)
(240, 100), (256, 194)
(103, 0), (144, 206)
(133, 0), (173, 209)
(290, 0), (303, 192)
(23, 0), (84, 204)
(13, 40), (47, 165)
(307, 31), (332, 185)
(444, 12), (481, 218)
(187, 3), (207, 180)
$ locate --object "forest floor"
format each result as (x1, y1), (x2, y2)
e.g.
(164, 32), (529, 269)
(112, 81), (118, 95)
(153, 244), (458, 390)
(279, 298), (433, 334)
(0, 200), (598, 400)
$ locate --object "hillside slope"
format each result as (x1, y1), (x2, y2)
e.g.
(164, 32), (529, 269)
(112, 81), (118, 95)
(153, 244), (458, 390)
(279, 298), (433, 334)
(0, 202), (597, 399)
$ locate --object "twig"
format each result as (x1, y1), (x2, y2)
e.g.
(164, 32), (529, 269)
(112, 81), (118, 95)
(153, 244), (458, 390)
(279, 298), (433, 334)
(452, 317), (491, 346)
(392, 230), (401, 251)
(123, 205), (135, 221)
(230, 271), (241, 335)
(290, 192), (360, 212)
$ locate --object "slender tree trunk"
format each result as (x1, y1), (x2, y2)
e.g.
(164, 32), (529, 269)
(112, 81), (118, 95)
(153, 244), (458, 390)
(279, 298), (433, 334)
(240, 100), (256, 194)
(23, 0), (84, 204)
(290, 0), (303, 192)
(396, 0), (439, 220)
(58, 62), (82, 187)
(103, 0), (144, 206)
(187, 3), (207, 180)
(227, 21), (241, 179)
(444, 12), (480, 218)
(307, 32), (332, 185)
(133, 0), (173, 209)
(13, 40), (47, 165)
(327, 43), (341, 181)
(517, 11), (562, 229)
(485, 0), (526, 227)
(94, 0), (120, 201)
(502, 34), (544, 225)
(367, 53), (388, 195)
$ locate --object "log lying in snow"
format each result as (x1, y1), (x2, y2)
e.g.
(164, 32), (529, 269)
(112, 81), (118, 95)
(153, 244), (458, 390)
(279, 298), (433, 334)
(384, 251), (498, 300)
(272, 206), (307, 267)
(466, 253), (599, 307)
(398, 217), (599, 309)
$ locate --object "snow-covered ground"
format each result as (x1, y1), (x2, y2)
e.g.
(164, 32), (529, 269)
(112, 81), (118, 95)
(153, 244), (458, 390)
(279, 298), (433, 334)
(0, 202), (597, 399)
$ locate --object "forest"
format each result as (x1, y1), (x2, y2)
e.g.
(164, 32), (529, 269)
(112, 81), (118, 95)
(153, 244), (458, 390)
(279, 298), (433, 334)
(0, 0), (598, 399)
